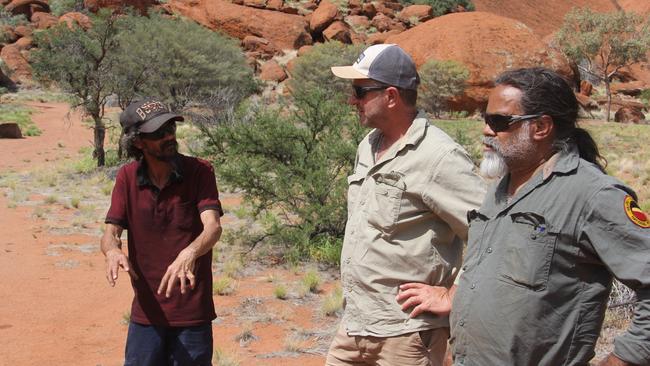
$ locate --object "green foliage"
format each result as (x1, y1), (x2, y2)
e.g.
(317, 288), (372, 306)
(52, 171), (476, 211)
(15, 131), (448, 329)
(113, 12), (256, 111)
(301, 269), (321, 293)
(0, 6), (27, 44)
(0, 104), (41, 136)
(273, 284), (288, 300)
(418, 59), (469, 118)
(556, 8), (650, 121)
(288, 41), (364, 98)
(198, 89), (364, 262)
(399, 0), (474, 17)
(49, 0), (85, 17)
(640, 89), (650, 106)
(322, 286), (343, 316)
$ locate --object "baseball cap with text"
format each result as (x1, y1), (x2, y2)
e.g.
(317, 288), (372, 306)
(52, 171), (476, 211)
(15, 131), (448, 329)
(119, 99), (184, 134)
(331, 44), (420, 90)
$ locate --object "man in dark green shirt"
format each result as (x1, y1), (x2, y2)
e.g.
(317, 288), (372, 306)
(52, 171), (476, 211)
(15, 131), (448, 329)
(401, 68), (650, 365)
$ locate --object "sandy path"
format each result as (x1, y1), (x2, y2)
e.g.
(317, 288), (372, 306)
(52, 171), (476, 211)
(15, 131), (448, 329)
(0, 102), (132, 365)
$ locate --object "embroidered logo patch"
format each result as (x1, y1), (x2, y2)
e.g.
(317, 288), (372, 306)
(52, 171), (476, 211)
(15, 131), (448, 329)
(624, 195), (650, 228)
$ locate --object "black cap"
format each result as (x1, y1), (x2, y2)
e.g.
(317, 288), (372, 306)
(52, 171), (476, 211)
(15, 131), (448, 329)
(119, 99), (184, 134)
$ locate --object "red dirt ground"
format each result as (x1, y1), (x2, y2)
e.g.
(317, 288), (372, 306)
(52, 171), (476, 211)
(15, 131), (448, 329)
(0, 102), (336, 365)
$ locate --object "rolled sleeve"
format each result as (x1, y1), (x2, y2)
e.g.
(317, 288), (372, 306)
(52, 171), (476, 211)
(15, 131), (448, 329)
(196, 161), (224, 217)
(581, 185), (650, 364)
(105, 167), (129, 229)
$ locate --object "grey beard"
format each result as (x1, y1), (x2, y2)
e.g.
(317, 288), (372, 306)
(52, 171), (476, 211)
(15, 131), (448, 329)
(480, 150), (508, 179)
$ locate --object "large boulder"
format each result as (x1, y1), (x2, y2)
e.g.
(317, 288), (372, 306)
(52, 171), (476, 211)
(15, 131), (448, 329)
(323, 20), (351, 43)
(472, 0), (618, 38)
(309, 0), (338, 33)
(611, 81), (647, 97)
(397, 5), (432, 25)
(0, 123), (22, 139)
(167, 0), (312, 51)
(84, 0), (156, 12)
(615, 107), (645, 124)
(4, 0), (49, 19)
(259, 60), (287, 82)
(31, 12), (58, 29)
(0, 43), (31, 83)
(59, 12), (92, 30)
(387, 12), (573, 111)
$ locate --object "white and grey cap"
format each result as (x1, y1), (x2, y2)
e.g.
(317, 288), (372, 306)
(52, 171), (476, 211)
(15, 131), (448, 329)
(331, 44), (420, 90)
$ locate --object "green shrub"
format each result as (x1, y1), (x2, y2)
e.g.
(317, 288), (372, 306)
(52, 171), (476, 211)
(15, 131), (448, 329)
(417, 59), (469, 118)
(273, 284), (288, 300)
(197, 88), (365, 263)
(322, 286), (343, 316)
(641, 89), (650, 106)
(49, 0), (85, 17)
(113, 12), (256, 111)
(398, 0), (474, 17)
(0, 104), (40, 136)
(288, 41), (364, 98)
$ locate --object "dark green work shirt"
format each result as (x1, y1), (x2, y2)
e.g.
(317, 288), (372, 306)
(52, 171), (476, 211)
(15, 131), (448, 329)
(451, 146), (650, 365)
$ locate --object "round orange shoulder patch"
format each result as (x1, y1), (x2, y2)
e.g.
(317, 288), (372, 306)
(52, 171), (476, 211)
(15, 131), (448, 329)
(624, 195), (650, 228)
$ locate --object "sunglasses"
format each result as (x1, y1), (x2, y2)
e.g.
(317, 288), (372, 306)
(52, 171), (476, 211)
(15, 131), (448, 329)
(138, 121), (177, 140)
(352, 85), (388, 99)
(483, 113), (543, 132)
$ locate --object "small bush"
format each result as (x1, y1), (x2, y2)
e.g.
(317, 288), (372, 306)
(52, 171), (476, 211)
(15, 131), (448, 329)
(49, 0), (84, 16)
(322, 286), (344, 316)
(418, 59), (469, 118)
(273, 284), (288, 300)
(213, 277), (236, 296)
(301, 269), (321, 294)
(287, 41), (364, 98)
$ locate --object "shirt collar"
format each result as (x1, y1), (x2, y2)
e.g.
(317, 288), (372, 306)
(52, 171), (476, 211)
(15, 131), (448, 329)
(369, 111), (428, 160)
(136, 154), (184, 187)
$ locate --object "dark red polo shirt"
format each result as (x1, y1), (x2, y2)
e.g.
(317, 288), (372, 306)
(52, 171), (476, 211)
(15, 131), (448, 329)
(105, 154), (223, 326)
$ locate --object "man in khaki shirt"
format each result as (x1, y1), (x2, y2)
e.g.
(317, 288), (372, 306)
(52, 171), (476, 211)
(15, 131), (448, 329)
(326, 44), (486, 366)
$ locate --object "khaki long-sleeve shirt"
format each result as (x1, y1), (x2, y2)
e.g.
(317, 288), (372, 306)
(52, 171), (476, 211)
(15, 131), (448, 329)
(341, 115), (486, 337)
(451, 146), (650, 365)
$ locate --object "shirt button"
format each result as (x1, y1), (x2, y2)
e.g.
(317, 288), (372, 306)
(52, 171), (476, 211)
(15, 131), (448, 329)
(486, 247), (492, 253)
(459, 320), (465, 326)
(462, 265), (467, 271)
(470, 283), (476, 289)
(531, 234), (537, 240)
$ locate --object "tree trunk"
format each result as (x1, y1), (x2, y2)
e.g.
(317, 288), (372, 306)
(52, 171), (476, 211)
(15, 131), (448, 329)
(93, 117), (106, 167)
(605, 79), (612, 122)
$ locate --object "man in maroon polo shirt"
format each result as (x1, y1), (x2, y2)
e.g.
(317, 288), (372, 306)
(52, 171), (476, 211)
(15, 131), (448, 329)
(100, 99), (223, 365)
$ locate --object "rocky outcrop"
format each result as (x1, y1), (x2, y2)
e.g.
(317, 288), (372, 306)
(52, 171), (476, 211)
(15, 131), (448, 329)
(397, 5), (432, 25)
(167, 0), (312, 52)
(31, 12), (58, 29)
(0, 43), (31, 83)
(259, 60), (287, 82)
(4, 0), (49, 18)
(84, 0), (156, 13)
(323, 20), (351, 43)
(611, 80), (647, 97)
(472, 0), (618, 38)
(387, 11), (572, 111)
(615, 107), (645, 124)
(309, 0), (338, 33)
(59, 12), (93, 30)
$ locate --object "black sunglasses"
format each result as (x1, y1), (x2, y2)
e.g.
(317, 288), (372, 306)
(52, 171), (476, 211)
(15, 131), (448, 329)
(138, 121), (177, 140)
(352, 85), (388, 99)
(483, 113), (543, 132)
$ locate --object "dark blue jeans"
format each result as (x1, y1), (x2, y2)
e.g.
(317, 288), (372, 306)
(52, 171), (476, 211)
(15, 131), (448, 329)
(124, 321), (213, 366)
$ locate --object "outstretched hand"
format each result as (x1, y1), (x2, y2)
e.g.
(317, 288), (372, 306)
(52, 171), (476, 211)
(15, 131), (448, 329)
(396, 283), (455, 318)
(105, 248), (138, 286)
(157, 247), (198, 298)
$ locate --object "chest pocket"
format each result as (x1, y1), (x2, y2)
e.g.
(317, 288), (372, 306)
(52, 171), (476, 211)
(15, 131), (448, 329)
(367, 171), (405, 234)
(464, 210), (489, 267)
(497, 211), (557, 291)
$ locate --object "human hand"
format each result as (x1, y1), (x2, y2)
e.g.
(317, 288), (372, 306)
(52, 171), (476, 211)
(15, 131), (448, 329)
(396, 283), (455, 318)
(157, 247), (198, 298)
(105, 248), (137, 287)
(597, 353), (633, 366)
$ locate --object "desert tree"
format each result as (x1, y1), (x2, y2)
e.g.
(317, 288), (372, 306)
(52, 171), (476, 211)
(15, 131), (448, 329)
(32, 9), (123, 166)
(556, 8), (650, 121)
(113, 12), (256, 112)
